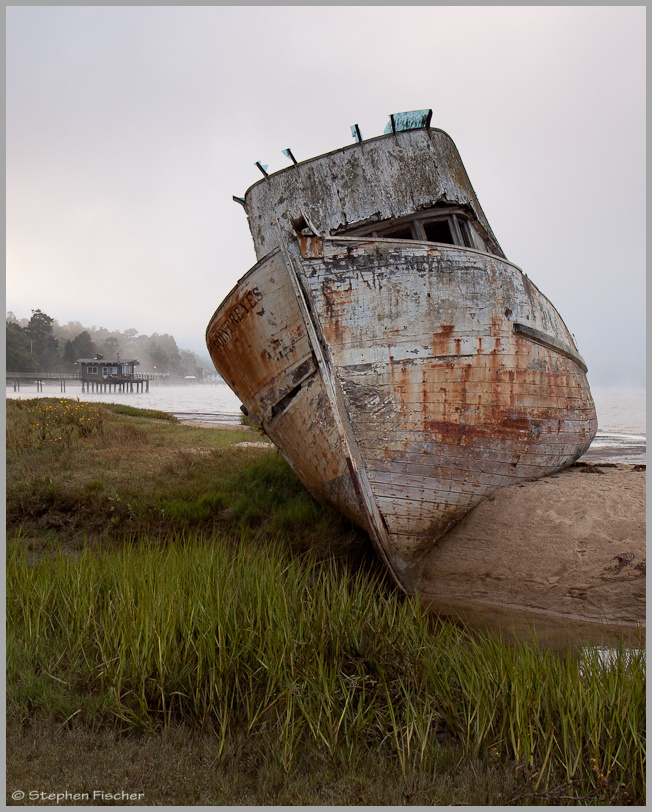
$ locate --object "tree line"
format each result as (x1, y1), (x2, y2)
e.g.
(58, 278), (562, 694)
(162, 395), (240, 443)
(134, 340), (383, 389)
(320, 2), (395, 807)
(6, 310), (209, 379)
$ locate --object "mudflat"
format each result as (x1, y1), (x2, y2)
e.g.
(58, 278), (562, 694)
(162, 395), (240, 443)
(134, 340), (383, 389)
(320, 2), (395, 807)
(417, 463), (645, 638)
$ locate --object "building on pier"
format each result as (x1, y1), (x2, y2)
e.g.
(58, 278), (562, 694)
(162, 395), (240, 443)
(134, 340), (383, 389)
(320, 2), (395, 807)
(76, 354), (151, 393)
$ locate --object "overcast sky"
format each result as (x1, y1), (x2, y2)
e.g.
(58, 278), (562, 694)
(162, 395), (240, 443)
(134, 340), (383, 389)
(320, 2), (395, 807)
(6, 6), (645, 388)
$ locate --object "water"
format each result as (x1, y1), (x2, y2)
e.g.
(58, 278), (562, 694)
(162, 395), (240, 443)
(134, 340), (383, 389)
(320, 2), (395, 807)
(580, 386), (646, 465)
(6, 379), (244, 424)
(6, 379), (646, 464)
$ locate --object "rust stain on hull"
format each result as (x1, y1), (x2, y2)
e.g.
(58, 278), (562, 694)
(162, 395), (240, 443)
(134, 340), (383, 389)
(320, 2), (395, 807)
(206, 111), (597, 592)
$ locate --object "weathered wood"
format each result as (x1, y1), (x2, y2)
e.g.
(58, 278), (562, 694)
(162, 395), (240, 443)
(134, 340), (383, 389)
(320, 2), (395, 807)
(206, 249), (361, 526)
(243, 128), (504, 260)
(206, 114), (597, 592)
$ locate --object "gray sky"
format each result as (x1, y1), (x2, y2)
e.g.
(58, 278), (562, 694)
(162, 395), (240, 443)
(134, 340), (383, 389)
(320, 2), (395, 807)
(6, 6), (645, 388)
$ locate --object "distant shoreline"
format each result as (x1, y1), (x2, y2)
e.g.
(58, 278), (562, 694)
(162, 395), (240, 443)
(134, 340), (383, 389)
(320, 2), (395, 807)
(6, 384), (646, 465)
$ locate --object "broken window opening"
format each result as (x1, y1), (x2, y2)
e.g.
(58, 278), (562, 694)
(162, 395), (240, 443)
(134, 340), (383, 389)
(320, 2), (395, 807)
(423, 219), (454, 245)
(382, 225), (416, 240)
(291, 214), (309, 234)
(338, 207), (484, 251)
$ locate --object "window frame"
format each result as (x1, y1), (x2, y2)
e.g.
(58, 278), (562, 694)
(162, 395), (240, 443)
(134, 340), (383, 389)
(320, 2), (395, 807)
(340, 207), (479, 250)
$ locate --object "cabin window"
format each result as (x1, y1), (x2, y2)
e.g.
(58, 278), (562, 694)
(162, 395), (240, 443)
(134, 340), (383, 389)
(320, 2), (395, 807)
(457, 218), (474, 248)
(382, 225), (415, 240)
(87, 365), (98, 374)
(339, 208), (481, 250)
(423, 219), (454, 245)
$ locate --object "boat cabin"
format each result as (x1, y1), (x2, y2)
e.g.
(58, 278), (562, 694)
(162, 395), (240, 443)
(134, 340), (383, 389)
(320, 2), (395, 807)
(239, 108), (506, 261)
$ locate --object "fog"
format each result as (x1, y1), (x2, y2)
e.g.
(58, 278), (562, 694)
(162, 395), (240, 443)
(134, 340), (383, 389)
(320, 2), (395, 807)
(6, 6), (645, 388)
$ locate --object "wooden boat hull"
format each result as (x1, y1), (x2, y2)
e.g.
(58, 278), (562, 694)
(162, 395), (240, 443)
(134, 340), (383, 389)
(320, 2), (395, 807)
(207, 235), (597, 591)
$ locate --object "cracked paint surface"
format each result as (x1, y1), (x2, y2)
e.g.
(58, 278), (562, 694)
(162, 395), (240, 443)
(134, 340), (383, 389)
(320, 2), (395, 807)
(207, 122), (597, 591)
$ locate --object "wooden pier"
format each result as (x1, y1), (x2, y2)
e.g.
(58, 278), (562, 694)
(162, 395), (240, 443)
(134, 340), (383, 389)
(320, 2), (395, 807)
(81, 375), (150, 394)
(7, 372), (82, 393)
(6, 369), (153, 394)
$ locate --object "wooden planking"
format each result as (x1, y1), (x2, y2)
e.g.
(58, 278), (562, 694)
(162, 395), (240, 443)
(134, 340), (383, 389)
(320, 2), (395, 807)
(363, 439), (591, 477)
(206, 249), (353, 517)
(362, 432), (595, 463)
(368, 455), (560, 486)
(358, 417), (597, 443)
(363, 439), (583, 469)
(369, 463), (550, 497)
(341, 374), (595, 410)
(209, 125), (598, 589)
(207, 250), (309, 401)
(267, 375), (354, 509)
(302, 240), (573, 346)
(295, 236), (596, 564)
(361, 435), (593, 470)
(207, 234), (596, 579)
(382, 513), (469, 538)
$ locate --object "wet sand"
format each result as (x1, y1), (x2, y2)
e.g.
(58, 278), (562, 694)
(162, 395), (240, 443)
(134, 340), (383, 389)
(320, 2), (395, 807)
(417, 463), (645, 640)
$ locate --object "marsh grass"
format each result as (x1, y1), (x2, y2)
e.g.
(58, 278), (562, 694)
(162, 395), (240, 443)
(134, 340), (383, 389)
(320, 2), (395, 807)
(6, 397), (105, 450)
(6, 397), (360, 562)
(6, 398), (646, 804)
(7, 536), (645, 804)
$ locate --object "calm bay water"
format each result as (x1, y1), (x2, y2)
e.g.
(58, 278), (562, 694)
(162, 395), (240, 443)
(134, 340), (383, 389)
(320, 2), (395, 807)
(6, 380), (243, 422)
(6, 380), (646, 464)
(579, 386), (645, 465)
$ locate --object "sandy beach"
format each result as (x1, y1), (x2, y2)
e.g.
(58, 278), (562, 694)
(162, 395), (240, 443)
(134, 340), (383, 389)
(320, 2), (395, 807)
(416, 462), (645, 641)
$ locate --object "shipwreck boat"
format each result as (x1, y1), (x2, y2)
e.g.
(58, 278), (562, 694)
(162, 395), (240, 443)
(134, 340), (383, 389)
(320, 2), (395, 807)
(206, 109), (597, 592)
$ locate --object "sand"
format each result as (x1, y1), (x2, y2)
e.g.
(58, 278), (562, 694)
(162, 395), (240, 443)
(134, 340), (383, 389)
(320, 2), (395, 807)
(182, 420), (248, 431)
(416, 463), (645, 640)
